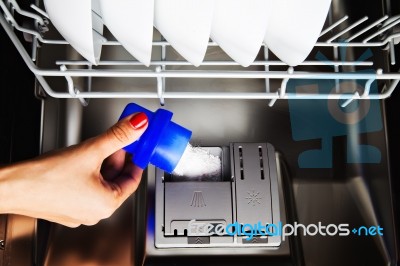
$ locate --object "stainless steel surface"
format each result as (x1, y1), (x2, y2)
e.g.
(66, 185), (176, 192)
(0, 215), (36, 266)
(42, 196), (138, 266)
(37, 89), (397, 265)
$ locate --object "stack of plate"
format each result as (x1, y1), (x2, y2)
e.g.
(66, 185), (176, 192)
(44, 0), (331, 67)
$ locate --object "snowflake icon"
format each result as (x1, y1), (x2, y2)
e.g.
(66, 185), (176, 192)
(245, 190), (262, 206)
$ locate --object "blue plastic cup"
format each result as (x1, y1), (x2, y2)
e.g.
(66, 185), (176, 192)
(119, 103), (192, 173)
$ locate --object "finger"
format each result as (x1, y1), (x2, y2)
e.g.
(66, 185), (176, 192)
(101, 149), (126, 181)
(111, 164), (143, 203)
(94, 113), (148, 159)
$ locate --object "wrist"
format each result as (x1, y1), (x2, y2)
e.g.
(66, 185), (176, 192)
(0, 162), (35, 214)
(0, 164), (16, 213)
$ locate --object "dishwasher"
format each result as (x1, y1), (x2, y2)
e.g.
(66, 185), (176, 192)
(0, 0), (399, 265)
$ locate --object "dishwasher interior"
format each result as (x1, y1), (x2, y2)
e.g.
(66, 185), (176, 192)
(1, 0), (400, 265)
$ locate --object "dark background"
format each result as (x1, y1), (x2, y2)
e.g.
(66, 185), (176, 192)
(0, 4), (41, 164)
(385, 1), (400, 264)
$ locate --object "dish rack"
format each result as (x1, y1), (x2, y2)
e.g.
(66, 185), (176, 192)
(1, 0), (400, 107)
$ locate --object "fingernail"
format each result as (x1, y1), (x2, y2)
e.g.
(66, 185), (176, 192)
(130, 112), (148, 129)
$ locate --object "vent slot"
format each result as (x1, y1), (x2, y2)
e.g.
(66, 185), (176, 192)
(259, 146), (265, 180)
(239, 146), (244, 180)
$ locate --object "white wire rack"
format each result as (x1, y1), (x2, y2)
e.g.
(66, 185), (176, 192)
(1, 0), (400, 107)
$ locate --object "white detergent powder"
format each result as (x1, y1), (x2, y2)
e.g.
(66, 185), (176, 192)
(173, 144), (222, 179)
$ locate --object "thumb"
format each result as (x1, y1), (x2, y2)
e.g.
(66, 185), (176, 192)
(96, 112), (148, 158)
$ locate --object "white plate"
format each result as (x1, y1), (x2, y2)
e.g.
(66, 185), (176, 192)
(100, 0), (154, 66)
(44, 0), (104, 65)
(211, 0), (269, 67)
(264, 0), (331, 66)
(154, 0), (214, 66)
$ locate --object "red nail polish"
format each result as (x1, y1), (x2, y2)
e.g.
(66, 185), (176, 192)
(130, 112), (148, 129)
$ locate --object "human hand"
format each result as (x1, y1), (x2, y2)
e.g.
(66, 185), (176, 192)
(0, 112), (148, 227)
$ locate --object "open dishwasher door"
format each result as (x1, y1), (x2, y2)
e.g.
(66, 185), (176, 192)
(1, 0), (400, 265)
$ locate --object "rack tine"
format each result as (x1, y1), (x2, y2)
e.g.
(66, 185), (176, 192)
(363, 16), (400, 43)
(8, 0), (45, 25)
(362, 79), (375, 98)
(1, 2), (39, 33)
(320, 15), (349, 37)
(75, 90), (89, 106)
(160, 37), (167, 104)
(268, 91), (279, 107)
(341, 70), (381, 107)
(156, 67), (165, 106)
(264, 46), (270, 93)
(389, 40), (396, 65)
(29, 4), (49, 19)
(362, 69), (382, 98)
(341, 92), (360, 108)
(60, 65), (89, 106)
(269, 67), (294, 107)
(346, 15), (388, 42)
(380, 79), (400, 98)
(279, 67), (294, 98)
(327, 16), (368, 43)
